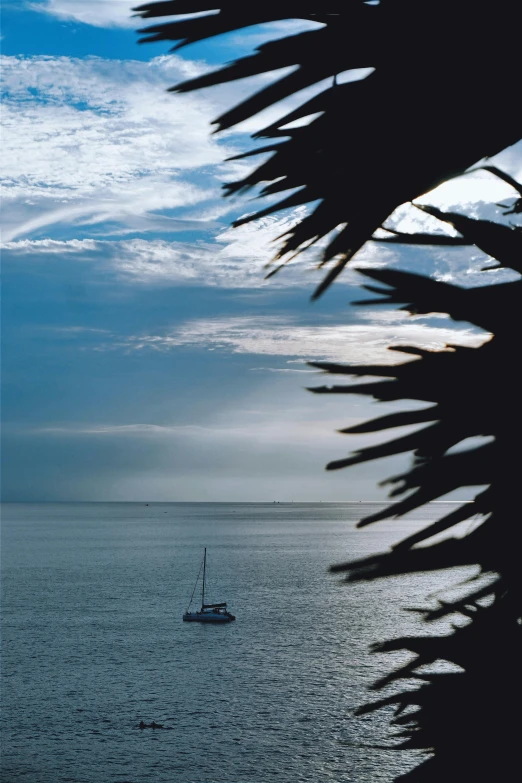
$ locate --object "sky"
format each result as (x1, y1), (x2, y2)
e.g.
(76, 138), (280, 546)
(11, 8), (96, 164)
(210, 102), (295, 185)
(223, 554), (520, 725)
(2, 0), (522, 502)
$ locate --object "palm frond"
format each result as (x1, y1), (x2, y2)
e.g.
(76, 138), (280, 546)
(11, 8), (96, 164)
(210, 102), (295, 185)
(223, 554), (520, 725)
(314, 192), (522, 777)
(134, 0), (522, 297)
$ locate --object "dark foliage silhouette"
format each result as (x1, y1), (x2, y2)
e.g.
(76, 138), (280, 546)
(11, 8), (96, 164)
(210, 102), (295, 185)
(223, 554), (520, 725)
(310, 193), (522, 778)
(135, 0), (520, 297)
(134, 2), (522, 779)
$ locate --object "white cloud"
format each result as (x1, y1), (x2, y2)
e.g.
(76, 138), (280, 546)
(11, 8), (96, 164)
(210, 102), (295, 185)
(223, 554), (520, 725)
(1, 53), (336, 245)
(417, 163), (522, 214)
(1, 54), (237, 240)
(29, 418), (341, 441)
(377, 161), (522, 239)
(3, 238), (100, 254)
(217, 20), (325, 50)
(33, 423), (204, 435)
(31, 0), (141, 28)
(44, 325), (112, 334)
(1, 235), (276, 287)
(26, 414), (397, 459)
(3, 52), (520, 284)
(4, 211), (517, 293)
(31, 2), (320, 38)
(1, 215), (394, 288)
(109, 314), (488, 364)
(250, 367), (317, 373)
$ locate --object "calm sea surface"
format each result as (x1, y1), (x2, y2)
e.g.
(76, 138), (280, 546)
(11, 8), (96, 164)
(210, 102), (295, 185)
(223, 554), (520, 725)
(1, 502), (473, 783)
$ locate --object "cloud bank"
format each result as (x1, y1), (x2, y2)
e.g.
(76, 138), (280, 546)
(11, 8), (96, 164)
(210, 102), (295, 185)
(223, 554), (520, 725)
(101, 314), (489, 365)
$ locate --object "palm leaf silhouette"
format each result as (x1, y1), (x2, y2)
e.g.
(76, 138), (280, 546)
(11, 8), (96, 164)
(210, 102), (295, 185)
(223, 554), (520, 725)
(134, 0), (521, 297)
(134, 4), (522, 779)
(309, 190), (522, 779)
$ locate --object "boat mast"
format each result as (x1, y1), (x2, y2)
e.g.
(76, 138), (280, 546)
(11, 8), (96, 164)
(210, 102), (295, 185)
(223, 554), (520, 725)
(201, 547), (206, 609)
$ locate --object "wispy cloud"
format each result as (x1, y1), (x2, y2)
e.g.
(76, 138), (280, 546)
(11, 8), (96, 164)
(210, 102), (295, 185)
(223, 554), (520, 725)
(218, 19), (324, 49)
(250, 367), (318, 373)
(1, 235), (285, 288)
(31, 2), (319, 37)
(4, 51), (520, 277)
(31, 423), (204, 435)
(27, 416), (383, 450)
(1, 52), (332, 245)
(2, 217), (394, 288)
(43, 325), (112, 335)
(2, 54), (236, 241)
(107, 314), (488, 364)
(4, 215), (517, 292)
(30, 0), (141, 28)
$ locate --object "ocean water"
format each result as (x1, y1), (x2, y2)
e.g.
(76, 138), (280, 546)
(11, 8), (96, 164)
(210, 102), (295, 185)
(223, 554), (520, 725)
(1, 502), (473, 783)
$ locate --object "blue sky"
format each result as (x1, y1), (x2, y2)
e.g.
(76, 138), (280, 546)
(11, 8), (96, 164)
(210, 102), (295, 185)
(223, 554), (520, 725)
(2, 0), (521, 501)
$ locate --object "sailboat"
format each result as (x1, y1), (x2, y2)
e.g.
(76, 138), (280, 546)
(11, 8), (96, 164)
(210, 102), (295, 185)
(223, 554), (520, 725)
(182, 548), (236, 623)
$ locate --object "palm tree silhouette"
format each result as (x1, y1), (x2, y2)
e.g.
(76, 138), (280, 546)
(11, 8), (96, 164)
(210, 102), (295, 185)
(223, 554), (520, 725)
(134, 2), (522, 778)
(135, 0), (520, 296)
(312, 207), (522, 777)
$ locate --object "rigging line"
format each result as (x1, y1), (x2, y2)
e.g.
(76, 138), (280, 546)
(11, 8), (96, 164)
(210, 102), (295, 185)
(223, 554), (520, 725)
(186, 555), (204, 613)
(205, 564), (212, 603)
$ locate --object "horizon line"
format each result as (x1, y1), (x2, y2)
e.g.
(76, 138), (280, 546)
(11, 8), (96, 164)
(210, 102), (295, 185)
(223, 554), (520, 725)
(0, 499), (475, 504)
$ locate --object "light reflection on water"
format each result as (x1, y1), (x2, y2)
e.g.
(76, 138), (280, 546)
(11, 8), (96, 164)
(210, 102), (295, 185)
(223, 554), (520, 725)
(1, 502), (475, 782)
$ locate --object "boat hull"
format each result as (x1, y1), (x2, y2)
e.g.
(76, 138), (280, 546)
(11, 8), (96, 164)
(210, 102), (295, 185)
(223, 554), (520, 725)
(183, 549), (236, 622)
(183, 611), (235, 623)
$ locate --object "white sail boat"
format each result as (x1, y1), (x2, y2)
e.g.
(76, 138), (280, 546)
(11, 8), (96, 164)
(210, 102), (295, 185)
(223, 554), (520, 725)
(182, 548), (236, 623)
